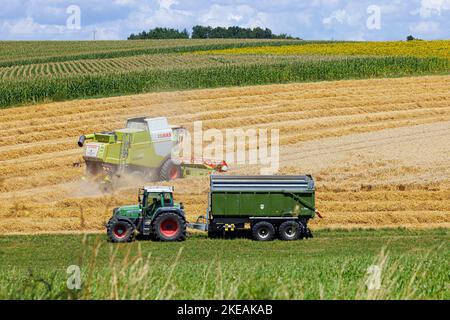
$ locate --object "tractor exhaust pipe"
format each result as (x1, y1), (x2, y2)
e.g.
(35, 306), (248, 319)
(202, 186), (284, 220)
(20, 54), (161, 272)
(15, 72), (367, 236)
(78, 135), (86, 147)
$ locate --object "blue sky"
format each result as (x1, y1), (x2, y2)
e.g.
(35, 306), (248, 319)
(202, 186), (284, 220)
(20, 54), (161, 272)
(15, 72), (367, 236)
(0, 0), (449, 40)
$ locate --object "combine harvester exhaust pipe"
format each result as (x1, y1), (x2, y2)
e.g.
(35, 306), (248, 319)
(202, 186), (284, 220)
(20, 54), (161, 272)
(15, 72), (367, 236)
(77, 134), (95, 147)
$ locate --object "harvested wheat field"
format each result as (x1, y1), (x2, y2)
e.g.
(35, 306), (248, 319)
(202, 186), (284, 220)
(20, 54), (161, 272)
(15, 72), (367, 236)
(0, 75), (449, 234)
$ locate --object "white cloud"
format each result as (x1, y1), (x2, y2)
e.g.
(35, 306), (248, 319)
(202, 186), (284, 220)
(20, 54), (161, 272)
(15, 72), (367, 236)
(323, 9), (347, 25)
(199, 4), (258, 27)
(411, 0), (450, 18)
(1, 17), (66, 36)
(159, 0), (178, 10)
(0, 0), (448, 41)
(409, 20), (441, 34)
(322, 7), (362, 27)
(94, 27), (122, 40)
(114, 0), (137, 6)
(322, 9), (347, 25)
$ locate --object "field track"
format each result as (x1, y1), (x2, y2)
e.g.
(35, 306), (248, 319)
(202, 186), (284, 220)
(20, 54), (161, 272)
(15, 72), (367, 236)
(0, 75), (449, 234)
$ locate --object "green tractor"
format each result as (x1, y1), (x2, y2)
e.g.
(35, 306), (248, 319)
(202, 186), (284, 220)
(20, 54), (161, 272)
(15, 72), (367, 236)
(77, 117), (227, 186)
(106, 186), (186, 242)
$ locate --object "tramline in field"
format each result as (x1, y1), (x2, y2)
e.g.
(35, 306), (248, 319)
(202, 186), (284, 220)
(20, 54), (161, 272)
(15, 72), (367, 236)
(106, 175), (322, 242)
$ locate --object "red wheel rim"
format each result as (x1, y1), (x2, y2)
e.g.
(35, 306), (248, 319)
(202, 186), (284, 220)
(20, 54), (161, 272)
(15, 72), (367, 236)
(113, 224), (127, 239)
(160, 219), (179, 237)
(169, 166), (179, 180)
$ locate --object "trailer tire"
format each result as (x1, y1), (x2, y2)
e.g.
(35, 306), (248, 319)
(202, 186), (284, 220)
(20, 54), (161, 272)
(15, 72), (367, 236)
(160, 159), (182, 181)
(252, 221), (275, 241)
(278, 221), (301, 241)
(107, 219), (135, 243)
(152, 212), (186, 242)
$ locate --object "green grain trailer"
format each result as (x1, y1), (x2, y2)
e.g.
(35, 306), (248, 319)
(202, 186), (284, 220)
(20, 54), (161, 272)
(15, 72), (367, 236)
(191, 175), (318, 241)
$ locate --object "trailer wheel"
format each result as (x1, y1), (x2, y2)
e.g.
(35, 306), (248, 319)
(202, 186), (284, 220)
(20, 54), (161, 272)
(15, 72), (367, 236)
(107, 219), (135, 243)
(160, 159), (182, 181)
(152, 212), (186, 242)
(252, 221), (275, 241)
(278, 221), (301, 241)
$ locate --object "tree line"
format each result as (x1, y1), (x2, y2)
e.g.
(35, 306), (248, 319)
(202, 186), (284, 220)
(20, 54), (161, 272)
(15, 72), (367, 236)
(128, 26), (299, 40)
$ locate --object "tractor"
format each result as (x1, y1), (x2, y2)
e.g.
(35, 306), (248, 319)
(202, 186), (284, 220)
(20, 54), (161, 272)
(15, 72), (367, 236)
(106, 186), (186, 242)
(77, 117), (227, 188)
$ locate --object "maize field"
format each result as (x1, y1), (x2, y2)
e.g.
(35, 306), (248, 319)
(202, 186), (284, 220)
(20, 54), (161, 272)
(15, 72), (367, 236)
(0, 54), (344, 80)
(0, 39), (302, 67)
(0, 40), (449, 108)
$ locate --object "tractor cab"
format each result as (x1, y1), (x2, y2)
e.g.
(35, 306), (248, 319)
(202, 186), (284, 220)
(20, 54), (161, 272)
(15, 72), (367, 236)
(139, 186), (175, 217)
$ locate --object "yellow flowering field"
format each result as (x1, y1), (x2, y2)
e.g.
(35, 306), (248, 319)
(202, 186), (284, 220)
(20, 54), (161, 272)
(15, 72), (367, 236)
(195, 41), (450, 59)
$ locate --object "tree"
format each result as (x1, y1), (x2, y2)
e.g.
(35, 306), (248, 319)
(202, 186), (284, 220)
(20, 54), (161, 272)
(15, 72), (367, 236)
(192, 26), (212, 38)
(129, 25), (300, 40)
(128, 27), (189, 40)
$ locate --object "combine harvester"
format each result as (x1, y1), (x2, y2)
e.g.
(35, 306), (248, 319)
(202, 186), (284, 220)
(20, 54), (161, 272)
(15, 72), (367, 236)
(77, 117), (227, 188)
(106, 175), (321, 242)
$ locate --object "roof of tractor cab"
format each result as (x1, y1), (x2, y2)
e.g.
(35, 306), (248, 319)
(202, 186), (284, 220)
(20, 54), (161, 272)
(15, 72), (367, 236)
(144, 186), (174, 193)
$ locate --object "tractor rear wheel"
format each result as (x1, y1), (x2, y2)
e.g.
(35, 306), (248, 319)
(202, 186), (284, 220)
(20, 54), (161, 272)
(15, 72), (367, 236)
(152, 212), (186, 242)
(107, 219), (135, 243)
(251, 221), (275, 241)
(278, 221), (301, 241)
(159, 159), (182, 181)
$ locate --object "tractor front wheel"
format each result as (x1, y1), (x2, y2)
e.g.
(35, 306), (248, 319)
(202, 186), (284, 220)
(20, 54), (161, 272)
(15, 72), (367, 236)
(106, 219), (135, 243)
(152, 212), (186, 242)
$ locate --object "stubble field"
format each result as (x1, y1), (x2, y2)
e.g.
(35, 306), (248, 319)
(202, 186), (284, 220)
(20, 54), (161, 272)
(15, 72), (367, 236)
(1, 75), (449, 234)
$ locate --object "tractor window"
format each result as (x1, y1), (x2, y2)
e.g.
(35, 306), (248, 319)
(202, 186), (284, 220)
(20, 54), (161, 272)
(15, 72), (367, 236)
(163, 193), (173, 205)
(145, 193), (159, 207)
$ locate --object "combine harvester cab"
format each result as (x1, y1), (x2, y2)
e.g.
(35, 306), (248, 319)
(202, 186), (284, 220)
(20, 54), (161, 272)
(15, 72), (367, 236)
(77, 117), (227, 184)
(189, 175), (320, 241)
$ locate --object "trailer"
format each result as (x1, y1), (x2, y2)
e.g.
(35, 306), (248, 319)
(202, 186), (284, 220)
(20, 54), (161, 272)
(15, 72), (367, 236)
(190, 175), (318, 241)
(105, 175), (319, 242)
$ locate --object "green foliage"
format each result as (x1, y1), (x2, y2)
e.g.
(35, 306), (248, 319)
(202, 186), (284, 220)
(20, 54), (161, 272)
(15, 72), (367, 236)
(0, 229), (448, 299)
(128, 28), (189, 40)
(191, 25), (299, 39)
(0, 56), (448, 109)
(407, 35), (422, 41)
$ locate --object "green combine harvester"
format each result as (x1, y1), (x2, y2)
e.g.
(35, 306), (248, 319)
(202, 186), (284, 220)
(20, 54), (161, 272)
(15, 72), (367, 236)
(106, 175), (321, 242)
(77, 117), (227, 185)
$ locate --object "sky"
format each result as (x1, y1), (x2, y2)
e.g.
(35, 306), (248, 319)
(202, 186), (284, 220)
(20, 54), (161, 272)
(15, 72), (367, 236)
(0, 0), (449, 41)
